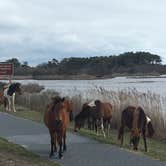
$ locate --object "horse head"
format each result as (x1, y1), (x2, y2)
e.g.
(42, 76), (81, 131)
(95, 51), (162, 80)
(74, 103), (91, 132)
(13, 82), (22, 95)
(74, 115), (82, 132)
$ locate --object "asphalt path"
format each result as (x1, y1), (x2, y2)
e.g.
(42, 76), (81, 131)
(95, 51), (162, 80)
(0, 112), (165, 166)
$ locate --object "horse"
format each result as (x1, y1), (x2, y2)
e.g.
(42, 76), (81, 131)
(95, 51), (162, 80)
(118, 105), (154, 152)
(44, 97), (73, 159)
(3, 83), (22, 112)
(74, 100), (113, 137)
(94, 100), (113, 137)
(74, 103), (98, 132)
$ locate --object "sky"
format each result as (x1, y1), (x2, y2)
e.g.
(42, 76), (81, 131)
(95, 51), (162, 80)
(0, 0), (166, 65)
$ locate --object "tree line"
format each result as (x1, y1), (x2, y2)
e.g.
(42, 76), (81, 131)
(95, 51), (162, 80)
(4, 52), (166, 78)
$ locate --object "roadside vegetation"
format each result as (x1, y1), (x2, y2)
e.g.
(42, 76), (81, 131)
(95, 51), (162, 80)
(0, 137), (59, 166)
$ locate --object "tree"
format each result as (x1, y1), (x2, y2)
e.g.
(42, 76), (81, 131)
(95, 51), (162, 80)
(22, 61), (29, 67)
(6, 58), (21, 68)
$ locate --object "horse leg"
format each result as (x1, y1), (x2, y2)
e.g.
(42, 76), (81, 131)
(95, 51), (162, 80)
(118, 125), (124, 147)
(63, 131), (67, 152)
(107, 121), (111, 137)
(4, 98), (7, 112)
(12, 93), (16, 112)
(101, 118), (106, 138)
(54, 133), (57, 153)
(142, 128), (147, 152)
(8, 97), (11, 112)
(95, 121), (98, 135)
(58, 133), (63, 159)
(49, 133), (54, 158)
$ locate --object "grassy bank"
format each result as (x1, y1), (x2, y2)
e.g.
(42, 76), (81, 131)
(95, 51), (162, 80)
(2, 106), (166, 162)
(0, 137), (59, 166)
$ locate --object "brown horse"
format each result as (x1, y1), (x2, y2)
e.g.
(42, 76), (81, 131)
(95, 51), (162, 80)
(74, 103), (98, 132)
(94, 100), (113, 137)
(74, 100), (113, 137)
(118, 106), (154, 151)
(44, 97), (73, 159)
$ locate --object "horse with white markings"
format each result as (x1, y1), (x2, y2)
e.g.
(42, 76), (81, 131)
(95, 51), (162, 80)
(3, 83), (22, 112)
(118, 105), (154, 151)
(74, 100), (113, 138)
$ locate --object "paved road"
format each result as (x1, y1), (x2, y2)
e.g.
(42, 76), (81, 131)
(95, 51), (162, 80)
(0, 112), (165, 166)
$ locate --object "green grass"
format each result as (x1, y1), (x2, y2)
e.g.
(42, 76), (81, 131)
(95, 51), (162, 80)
(1, 106), (166, 162)
(0, 137), (59, 166)
(0, 106), (44, 123)
(70, 126), (166, 161)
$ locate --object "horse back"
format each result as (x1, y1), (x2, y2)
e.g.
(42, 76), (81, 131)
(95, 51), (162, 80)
(121, 106), (136, 129)
(121, 106), (146, 130)
(98, 102), (113, 119)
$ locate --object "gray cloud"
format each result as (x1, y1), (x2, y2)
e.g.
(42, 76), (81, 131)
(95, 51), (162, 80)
(0, 0), (166, 65)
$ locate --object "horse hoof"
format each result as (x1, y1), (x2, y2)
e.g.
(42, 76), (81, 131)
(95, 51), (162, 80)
(49, 153), (54, 158)
(63, 146), (67, 152)
(59, 154), (63, 159)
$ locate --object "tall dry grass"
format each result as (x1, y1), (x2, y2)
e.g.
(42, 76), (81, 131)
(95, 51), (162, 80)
(15, 86), (166, 139)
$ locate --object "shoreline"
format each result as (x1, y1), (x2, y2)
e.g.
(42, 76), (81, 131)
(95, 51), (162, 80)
(1, 73), (165, 81)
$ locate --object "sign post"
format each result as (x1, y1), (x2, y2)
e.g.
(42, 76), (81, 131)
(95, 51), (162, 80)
(0, 63), (14, 84)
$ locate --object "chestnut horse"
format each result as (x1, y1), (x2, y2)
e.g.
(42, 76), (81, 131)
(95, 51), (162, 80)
(44, 97), (73, 158)
(74, 100), (113, 137)
(94, 100), (113, 137)
(118, 106), (154, 151)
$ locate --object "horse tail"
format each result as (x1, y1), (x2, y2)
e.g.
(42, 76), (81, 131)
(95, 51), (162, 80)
(147, 121), (154, 137)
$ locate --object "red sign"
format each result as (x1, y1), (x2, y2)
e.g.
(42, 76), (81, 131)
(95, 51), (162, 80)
(0, 63), (13, 76)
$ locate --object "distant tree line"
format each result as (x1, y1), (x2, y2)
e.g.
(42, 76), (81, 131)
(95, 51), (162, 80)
(4, 52), (166, 78)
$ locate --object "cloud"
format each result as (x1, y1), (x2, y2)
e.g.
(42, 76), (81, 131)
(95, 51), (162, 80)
(0, 0), (166, 65)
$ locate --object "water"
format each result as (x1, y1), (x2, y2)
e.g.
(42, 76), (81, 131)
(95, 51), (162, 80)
(1, 76), (166, 96)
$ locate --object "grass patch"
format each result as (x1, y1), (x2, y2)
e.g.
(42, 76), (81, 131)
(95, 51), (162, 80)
(70, 126), (166, 161)
(1, 106), (166, 162)
(0, 137), (59, 166)
(0, 106), (44, 123)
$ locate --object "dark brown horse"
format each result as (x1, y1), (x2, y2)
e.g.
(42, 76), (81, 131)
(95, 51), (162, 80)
(44, 97), (73, 158)
(118, 106), (154, 151)
(74, 103), (98, 132)
(74, 100), (113, 137)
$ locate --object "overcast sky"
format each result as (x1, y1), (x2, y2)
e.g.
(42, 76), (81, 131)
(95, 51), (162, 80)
(0, 0), (166, 65)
